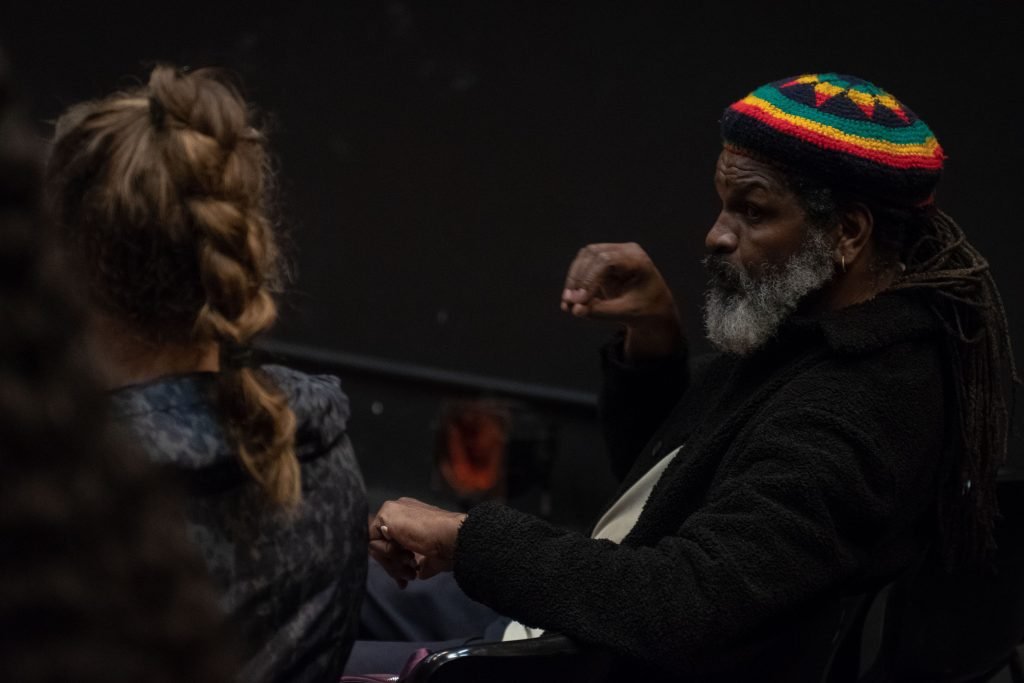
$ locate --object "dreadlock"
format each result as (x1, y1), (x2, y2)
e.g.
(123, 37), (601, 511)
(790, 178), (1020, 565)
(891, 207), (1019, 565)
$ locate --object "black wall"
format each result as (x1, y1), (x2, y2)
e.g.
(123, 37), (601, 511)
(5, 1), (1022, 521)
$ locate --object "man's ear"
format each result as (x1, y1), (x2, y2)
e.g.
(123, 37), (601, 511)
(836, 202), (874, 269)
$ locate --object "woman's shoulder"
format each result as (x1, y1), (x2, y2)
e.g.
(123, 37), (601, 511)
(260, 365), (353, 460)
(261, 365), (350, 425)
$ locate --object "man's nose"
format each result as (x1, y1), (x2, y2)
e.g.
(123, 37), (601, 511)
(705, 214), (738, 253)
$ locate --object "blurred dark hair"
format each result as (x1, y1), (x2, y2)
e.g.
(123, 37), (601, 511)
(0, 52), (237, 682)
(786, 170), (1019, 567)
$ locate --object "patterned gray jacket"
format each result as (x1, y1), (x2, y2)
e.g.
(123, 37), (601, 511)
(110, 365), (368, 682)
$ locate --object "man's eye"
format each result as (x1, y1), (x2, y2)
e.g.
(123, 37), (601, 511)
(745, 203), (763, 222)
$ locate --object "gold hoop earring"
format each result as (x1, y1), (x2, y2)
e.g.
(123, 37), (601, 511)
(841, 255), (847, 273)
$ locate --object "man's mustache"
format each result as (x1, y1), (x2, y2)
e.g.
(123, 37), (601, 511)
(703, 254), (746, 294)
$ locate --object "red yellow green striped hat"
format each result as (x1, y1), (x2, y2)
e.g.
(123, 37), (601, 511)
(721, 73), (945, 206)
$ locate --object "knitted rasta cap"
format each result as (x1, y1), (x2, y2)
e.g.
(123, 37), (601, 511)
(721, 73), (945, 206)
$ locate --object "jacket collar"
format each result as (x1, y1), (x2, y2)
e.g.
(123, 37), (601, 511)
(776, 290), (942, 356)
(108, 365), (348, 467)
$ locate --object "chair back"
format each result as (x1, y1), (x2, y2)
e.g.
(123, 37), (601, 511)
(858, 474), (1024, 681)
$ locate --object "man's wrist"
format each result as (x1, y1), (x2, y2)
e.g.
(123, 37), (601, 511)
(446, 512), (469, 561)
(624, 316), (685, 360)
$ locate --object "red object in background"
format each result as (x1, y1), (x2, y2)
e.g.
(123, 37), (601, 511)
(437, 402), (509, 496)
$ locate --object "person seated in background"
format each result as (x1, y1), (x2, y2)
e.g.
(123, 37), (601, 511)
(44, 65), (368, 681)
(366, 74), (1018, 681)
(0, 50), (235, 683)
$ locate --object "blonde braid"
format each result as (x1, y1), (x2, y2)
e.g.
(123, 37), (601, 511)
(190, 195), (300, 507)
(149, 67), (300, 507)
(48, 65), (300, 507)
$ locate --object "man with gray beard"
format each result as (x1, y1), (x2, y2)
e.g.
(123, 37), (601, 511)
(703, 222), (834, 356)
(365, 74), (1016, 681)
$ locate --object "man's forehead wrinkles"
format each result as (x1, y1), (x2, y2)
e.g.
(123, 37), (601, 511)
(716, 166), (780, 194)
(715, 154), (783, 193)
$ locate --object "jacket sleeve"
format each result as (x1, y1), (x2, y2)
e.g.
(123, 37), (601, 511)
(598, 333), (689, 482)
(452, 406), (902, 675)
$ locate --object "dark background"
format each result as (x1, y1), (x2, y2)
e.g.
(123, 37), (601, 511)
(4, 0), (1022, 525)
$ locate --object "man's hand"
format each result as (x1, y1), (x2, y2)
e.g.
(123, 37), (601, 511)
(369, 498), (468, 586)
(366, 515), (418, 590)
(560, 242), (684, 359)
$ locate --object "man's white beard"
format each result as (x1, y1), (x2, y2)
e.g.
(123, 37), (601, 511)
(703, 228), (835, 356)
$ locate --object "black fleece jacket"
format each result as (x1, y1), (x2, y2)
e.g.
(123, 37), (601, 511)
(453, 291), (951, 681)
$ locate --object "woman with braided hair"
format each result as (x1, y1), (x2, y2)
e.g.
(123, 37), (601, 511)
(46, 65), (368, 682)
(0, 51), (236, 683)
